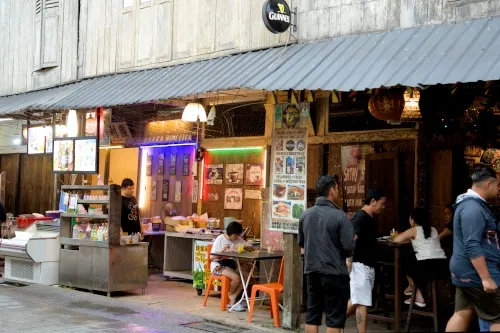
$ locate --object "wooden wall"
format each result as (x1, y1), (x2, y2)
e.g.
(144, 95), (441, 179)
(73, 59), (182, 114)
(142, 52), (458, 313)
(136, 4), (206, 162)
(0, 153), (55, 215)
(202, 149), (265, 238)
(328, 140), (415, 233)
(428, 150), (453, 231)
(0, 154), (20, 214)
(140, 145), (195, 218)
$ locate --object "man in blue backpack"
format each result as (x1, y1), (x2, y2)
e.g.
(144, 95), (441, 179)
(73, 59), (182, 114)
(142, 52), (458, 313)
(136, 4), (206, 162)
(446, 164), (500, 332)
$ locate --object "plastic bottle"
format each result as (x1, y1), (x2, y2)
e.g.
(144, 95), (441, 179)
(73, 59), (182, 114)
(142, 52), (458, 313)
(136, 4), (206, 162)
(85, 224), (91, 240)
(72, 224), (80, 239)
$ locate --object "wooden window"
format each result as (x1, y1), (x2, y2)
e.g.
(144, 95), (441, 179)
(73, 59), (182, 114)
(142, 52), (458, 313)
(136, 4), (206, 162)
(34, 0), (61, 71)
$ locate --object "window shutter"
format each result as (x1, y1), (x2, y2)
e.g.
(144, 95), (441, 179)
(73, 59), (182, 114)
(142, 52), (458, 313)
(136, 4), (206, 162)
(34, 0), (43, 70)
(41, 0), (61, 68)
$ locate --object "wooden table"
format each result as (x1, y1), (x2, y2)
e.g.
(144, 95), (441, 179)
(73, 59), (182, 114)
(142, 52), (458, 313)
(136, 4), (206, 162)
(367, 240), (410, 333)
(211, 250), (284, 312)
(143, 231), (165, 271)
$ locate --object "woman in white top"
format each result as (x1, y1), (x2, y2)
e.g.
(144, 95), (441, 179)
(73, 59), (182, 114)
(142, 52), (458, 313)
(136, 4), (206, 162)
(393, 207), (447, 308)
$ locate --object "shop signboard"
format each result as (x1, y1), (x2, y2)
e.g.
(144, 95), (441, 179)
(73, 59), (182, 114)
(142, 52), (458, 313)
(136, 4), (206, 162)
(269, 102), (309, 233)
(193, 240), (214, 290)
(341, 145), (374, 219)
(262, 0), (291, 34)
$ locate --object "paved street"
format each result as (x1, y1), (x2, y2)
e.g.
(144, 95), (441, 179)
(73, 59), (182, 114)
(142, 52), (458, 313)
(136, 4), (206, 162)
(0, 283), (265, 333)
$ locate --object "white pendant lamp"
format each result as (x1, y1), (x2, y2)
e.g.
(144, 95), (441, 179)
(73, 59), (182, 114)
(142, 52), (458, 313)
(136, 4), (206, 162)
(67, 109), (78, 137)
(182, 103), (207, 123)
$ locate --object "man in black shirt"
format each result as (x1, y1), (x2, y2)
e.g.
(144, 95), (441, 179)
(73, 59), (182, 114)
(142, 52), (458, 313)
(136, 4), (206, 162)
(346, 189), (386, 333)
(298, 175), (355, 333)
(121, 178), (142, 235)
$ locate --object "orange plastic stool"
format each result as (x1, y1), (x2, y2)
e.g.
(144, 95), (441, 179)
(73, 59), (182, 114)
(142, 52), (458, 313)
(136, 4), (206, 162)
(248, 257), (284, 327)
(202, 244), (231, 311)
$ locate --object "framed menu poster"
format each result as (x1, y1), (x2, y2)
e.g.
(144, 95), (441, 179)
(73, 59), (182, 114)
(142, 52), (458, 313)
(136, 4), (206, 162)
(28, 126), (46, 154)
(53, 139), (74, 172)
(74, 138), (98, 173)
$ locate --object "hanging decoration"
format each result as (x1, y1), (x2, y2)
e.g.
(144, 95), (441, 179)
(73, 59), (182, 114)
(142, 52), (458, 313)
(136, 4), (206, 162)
(400, 88), (422, 122)
(368, 89), (405, 121)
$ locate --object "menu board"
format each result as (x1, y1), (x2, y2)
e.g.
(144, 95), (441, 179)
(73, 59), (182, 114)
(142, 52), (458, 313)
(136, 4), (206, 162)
(341, 145), (374, 219)
(74, 138), (98, 172)
(269, 103), (309, 233)
(192, 240), (214, 290)
(53, 139), (74, 172)
(27, 127), (46, 154)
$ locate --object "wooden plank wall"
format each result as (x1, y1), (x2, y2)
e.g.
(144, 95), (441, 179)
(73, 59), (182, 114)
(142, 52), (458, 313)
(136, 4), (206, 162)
(328, 140), (415, 229)
(202, 149), (265, 238)
(18, 154), (54, 214)
(428, 150), (453, 231)
(140, 145), (195, 218)
(0, 153), (54, 215)
(0, 154), (20, 214)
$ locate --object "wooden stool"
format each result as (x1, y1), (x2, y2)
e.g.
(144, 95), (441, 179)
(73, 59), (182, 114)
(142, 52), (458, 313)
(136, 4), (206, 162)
(405, 279), (439, 332)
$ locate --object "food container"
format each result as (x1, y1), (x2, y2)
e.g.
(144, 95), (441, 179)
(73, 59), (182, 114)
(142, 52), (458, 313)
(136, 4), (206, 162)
(192, 218), (207, 228)
(131, 234), (140, 244)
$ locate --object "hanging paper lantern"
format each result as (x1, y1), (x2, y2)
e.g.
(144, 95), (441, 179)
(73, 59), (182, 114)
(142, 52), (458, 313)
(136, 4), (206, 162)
(85, 112), (97, 135)
(368, 89), (405, 121)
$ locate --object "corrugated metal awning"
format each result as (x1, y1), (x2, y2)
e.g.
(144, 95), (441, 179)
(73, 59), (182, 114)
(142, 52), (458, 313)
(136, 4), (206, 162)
(1, 16), (500, 115)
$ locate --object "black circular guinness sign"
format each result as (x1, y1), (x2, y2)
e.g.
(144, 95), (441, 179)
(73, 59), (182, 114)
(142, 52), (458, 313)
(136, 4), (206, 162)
(262, 0), (291, 34)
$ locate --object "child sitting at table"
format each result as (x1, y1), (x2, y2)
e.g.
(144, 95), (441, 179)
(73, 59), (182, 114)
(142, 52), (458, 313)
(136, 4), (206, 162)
(393, 207), (448, 308)
(210, 221), (255, 312)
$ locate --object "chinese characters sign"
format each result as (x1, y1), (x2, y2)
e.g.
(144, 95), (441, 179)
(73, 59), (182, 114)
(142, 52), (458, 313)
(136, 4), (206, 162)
(269, 103), (309, 233)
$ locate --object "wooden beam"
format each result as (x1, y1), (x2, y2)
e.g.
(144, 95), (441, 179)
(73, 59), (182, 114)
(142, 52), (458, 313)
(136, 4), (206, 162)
(308, 128), (418, 145)
(201, 136), (270, 149)
(282, 233), (301, 330)
(316, 94), (329, 136)
(264, 92), (275, 139)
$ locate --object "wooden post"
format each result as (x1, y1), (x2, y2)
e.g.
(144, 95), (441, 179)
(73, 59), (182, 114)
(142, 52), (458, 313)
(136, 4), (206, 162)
(282, 232), (301, 330)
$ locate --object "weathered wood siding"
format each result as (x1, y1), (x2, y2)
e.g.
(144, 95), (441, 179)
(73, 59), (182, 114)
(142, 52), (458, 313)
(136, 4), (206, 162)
(0, 0), (79, 96)
(1, 0), (500, 96)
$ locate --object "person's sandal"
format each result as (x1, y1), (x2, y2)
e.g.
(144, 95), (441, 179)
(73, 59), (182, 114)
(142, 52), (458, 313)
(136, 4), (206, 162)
(404, 287), (412, 296)
(404, 298), (426, 308)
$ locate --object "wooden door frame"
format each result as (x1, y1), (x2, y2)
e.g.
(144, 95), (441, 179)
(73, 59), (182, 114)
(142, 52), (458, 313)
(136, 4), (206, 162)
(365, 152), (399, 226)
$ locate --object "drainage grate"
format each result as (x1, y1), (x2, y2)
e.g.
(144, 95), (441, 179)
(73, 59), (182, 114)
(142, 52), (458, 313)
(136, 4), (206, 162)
(182, 321), (242, 333)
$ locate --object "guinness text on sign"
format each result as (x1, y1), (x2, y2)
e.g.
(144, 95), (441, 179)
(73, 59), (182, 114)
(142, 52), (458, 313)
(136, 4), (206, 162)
(262, 0), (291, 34)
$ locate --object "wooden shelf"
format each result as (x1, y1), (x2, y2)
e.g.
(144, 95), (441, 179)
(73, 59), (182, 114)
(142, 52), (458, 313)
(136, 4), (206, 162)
(61, 185), (111, 190)
(60, 237), (109, 248)
(61, 213), (108, 219)
(77, 200), (109, 204)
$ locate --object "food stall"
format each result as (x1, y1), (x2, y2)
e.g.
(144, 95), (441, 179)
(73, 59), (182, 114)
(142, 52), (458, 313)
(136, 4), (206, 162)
(58, 185), (148, 296)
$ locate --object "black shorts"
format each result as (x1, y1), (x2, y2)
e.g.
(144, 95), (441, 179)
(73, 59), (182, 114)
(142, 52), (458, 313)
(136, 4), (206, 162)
(455, 286), (500, 322)
(306, 273), (350, 328)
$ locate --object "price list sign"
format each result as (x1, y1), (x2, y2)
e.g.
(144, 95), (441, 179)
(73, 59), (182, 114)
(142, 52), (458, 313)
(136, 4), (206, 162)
(269, 103), (309, 233)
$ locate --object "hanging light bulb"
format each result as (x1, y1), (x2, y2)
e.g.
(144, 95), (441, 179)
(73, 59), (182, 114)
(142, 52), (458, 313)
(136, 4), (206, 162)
(207, 105), (216, 126)
(182, 103), (206, 123)
(67, 109), (78, 137)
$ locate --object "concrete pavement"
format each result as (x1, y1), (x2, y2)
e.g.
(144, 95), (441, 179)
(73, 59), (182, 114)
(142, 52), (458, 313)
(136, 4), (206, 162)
(0, 283), (265, 333)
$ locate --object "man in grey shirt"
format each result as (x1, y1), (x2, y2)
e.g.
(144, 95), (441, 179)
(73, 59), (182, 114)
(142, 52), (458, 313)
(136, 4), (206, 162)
(298, 175), (355, 333)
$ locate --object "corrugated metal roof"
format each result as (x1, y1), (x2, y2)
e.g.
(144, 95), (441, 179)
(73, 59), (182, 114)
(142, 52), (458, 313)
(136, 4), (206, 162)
(2, 16), (500, 115)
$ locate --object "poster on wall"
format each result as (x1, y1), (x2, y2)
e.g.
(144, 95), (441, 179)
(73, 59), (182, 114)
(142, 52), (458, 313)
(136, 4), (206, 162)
(45, 126), (53, 154)
(341, 145), (374, 219)
(162, 180), (169, 201)
(146, 155), (152, 176)
(174, 180), (182, 202)
(205, 164), (223, 185)
(192, 180), (199, 203)
(245, 189), (262, 200)
(169, 154), (177, 175)
(225, 164), (244, 185)
(74, 138), (98, 172)
(158, 154), (165, 176)
(246, 164), (264, 186)
(208, 192), (219, 201)
(269, 102), (309, 233)
(183, 154), (190, 176)
(28, 127), (46, 154)
(151, 180), (157, 201)
(193, 240), (214, 290)
(224, 188), (243, 210)
(53, 139), (74, 172)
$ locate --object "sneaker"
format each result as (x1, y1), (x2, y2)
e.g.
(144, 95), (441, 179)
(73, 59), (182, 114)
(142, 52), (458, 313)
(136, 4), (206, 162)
(230, 303), (246, 312)
(404, 298), (426, 308)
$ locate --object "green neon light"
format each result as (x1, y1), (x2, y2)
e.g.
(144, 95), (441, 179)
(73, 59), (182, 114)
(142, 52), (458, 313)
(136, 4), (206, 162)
(207, 147), (263, 152)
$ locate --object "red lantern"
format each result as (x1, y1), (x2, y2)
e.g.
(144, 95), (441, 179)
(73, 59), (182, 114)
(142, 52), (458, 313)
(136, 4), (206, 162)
(368, 90), (405, 121)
